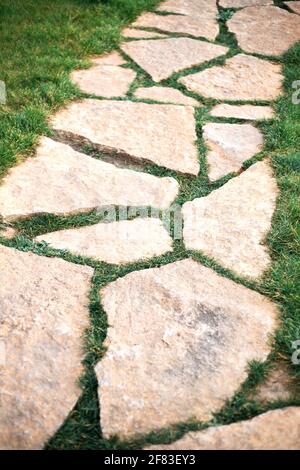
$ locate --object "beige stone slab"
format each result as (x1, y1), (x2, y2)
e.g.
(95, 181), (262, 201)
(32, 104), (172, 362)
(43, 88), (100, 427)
(131, 12), (219, 41)
(90, 51), (126, 66)
(71, 65), (136, 98)
(51, 99), (199, 175)
(210, 104), (275, 120)
(157, 0), (217, 18)
(251, 365), (293, 404)
(0, 244), (93, 450)
(179, 54), (283, 101)
(0, 225), (17, 239)
(122, 28), (167, 39)
(228, 6), (300, 56)
(0, 138), (179, 221)
(121, 38), (228, 82)
(146, 408), (300, 450)
(203, 123), (264, 181)
(36, 218), (173, 265)
(220, 0), (272, 7)
(183, 160), (278, 279)
(134, 86), (201, 106)
(95, 258), (278, 438)
(285, 1), (300, 14)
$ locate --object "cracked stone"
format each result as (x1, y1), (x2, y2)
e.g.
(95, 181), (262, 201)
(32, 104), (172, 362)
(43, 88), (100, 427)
(203, 123), (264, 181)
(179, 54), (283, 101)
(210, 104), (274, 120)
(122, 28), (167, 39)
(95, 258), (278, 438)
(182, 160), (278, 279)
(121, 38), (228, 82)
(0, 244), (93, 449)
(285, 1), (300, 14)
(0, 137), (179, 221)
(51, 99), (199, 175)
(134, 86), (201, 106)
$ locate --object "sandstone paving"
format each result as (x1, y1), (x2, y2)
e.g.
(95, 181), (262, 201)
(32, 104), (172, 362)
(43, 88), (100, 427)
(210, 104), (274, 120)
(182, 160), (278, 279)
(285, 1), (300, 14)
(134, 86), (201, 106)
(220, 0), (272, 7)
(157, 0), (218, 18)
(90, 51), (126, 66)
(0, 137), (179, 221)
(122, 28), (167, 39)
(0, 244), (93, 449)
(95, 258), (278, 438)
(51, 99), (199, 175)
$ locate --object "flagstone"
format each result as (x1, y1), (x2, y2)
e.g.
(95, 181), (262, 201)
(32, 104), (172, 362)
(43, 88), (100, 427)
(0, 225), (17, 239)
(210, 104), (274, 120)
(157, 0), (217, 18)
(95, 258), (278, 438)
(203, 123), (264, 181)
(220, 0), (272, 7)
(146, 408), (300, 450)
(51, 99), (199, 175)
(122, 28), (167, 39)
(134, 86), (201, 106)
(179, 54), (283, 101)
(90, 51), (126, 66)
(0, 244), (93, 449)
(227, 6), (300, 56)
(182, 160), (278, 279)
(35, 218), (173, 265)
(285, 1), (300, 14)
(0, 138), (179, 221)
(121, 38), (228, 82)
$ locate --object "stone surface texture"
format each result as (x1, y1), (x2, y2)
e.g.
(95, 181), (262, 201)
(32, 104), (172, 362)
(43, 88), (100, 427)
(0, 226), (17, 239)
(122, 28), (166, 38)
(157, 0), (218, 17)
(0, 245), (93, 450)
(220, 0), (272, 6)
(0, 138), (179, 221)
(146, 408), (300, 450)
(285, 1), (300, 14)
(90, 51), (126, 66)
(95, 259), (278, 438)
(179, 54), (283, 101)
(203, 123), (264, 181)
(228, 6), (300, 56)
(210, 104), (274, 120)
(36, 218), (173, 265)
(183, 160), (278, 279)
(134, 86), (200, 106)
(251, 365), (294, 404)
(51, 99), (199, 175)
(121, 38), (228, 82)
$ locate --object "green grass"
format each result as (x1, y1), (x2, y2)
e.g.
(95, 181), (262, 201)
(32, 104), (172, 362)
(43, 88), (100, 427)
(0, 0), (300, 450)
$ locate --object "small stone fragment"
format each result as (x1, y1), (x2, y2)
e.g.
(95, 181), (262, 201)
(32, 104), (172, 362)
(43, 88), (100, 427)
(203, 123), (264, 181)
(220, 0), (272, 6)
(35, 218), (173, 265)
(122, 28), (167, 39)
(210, 104), (274, 120)
(285, 1), (300, 14)
(90, 51), (126, 66)
(182, 160), (278, 279)
(0, 225), (17, 239)
(134, 86), (201, 106)
(121, 38), (228, 82)
(251, 365), (294, 404)
(95, 258), (278, 438)
(179, 54), (283, 101)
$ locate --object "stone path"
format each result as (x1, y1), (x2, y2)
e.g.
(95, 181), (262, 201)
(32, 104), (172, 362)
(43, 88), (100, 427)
(1, 0), (299, 450)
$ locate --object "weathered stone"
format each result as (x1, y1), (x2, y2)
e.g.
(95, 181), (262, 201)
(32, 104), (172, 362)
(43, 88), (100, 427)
(203, 123), (264, 181)
(179, 54), (283, 101)
(0, 138), (179, 221)
(36, 218), (173, 265)
(220, 0), (272, 7)
(134, 86), (201, 106)
(146, 408), (300, 450)
(132, 12), (218, 41)
(0, 244), (93, 450)
(121, 38), (228, 82)
(95, 258), (278, 438)
(157, 0), (217, 18)
(51, 99), (199, 175)
(251, 365), (293, 404)
(0, 225), (17, 239)
(210, 104), (274, 120)
(285, 1), (300, 14)
(228, 6), (300, 56)
(183, 160), (278, 279)
(90, 51), (126, 66)
(122, 28), (166, 39)
(71, 65), (136, 98)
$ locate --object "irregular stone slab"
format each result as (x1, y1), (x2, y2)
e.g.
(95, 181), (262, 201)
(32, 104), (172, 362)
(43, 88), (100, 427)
(203, 123), (264, 181)
(36, 218), (173, 265)
(157, 0), (217, 18)
(285, 1), (300, 14)
(51, 99), (199, 175)
(0, 225), (17, 239)
(132, 12), (219, 41)
(71, 65), (136, 98)
(146, 408), (300, 450)
(227, 6), (300, 56)
(210, 104), (274, 120)
(134, 86), (201, 106)
(0, 138), (179, 221)
(179, 54), (283, 101)
(95, 258), (278, 438)
(91, 51), (126, 66)
(183, 160), (278, 278)
(251, 365), (293, 404)
(121, 38), (228, 82)
(122, 28), (167, 39)
(0, 244), (93, 450)
(220, 0), (272, 6)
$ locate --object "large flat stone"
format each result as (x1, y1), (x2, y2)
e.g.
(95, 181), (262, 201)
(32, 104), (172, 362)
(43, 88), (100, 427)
(220, 0), (272, 6)
(95, 258), (278, 438)
(183, 160), (278, 279)
(179, 54), (283, 101)
(131, 12), (218, 41)
(35, 218), (173, 265)
(157, 0), (217, 18)
(0, 138), (179, 221)
(210, 104), (274, 120)
(0, 244), (93, 449)
(51, 99), (199, 175)
(146, 408), (300, 450)
(203, 123), (264, 181)
(134, 86), (200, 106)
(122, 28), (166, 39)
(121, 38), (228, 82)
(285, 1), (300, 14)
(227, 6), (300, 56)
